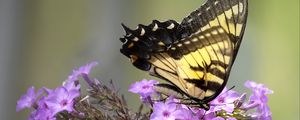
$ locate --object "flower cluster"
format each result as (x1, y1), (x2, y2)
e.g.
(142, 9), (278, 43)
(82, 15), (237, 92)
(129, 79), (273, 120)
(16, 62), (98, 119)
(17, 62), (273, 120)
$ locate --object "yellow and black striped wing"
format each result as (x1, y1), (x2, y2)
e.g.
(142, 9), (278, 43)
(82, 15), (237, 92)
(120, 0), (247, 103)
(151, 26), (234, 102)
(178, 0), (248, 63)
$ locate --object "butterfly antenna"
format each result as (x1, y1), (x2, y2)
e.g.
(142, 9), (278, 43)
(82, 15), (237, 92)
(228, 85), (235, 91)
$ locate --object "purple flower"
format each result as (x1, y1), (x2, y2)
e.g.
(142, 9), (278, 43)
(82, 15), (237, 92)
(43, 87), (53, 95)
(203, 111), (216, 120)
(45, 87), (80, 114)
(150, 97), (182, 120)
(128, 79), (158, 98)
(212, 117), (225, 120)
(28, 108), (56, 120)
(192, 108), (206, 119)
(176, 108), (199, 120)
(210, 87), (240, 113)
(16, 86), (42, 111)
(245, 81), (273, 95)
(244, 80), (273, 119)
(245, 81), (273, 103)
(16, 62), (100, 119)
(37, 96), (49, 110)
(76, 61), (98, 75)
(68, 62), (98, 82)
(235, 93), (247, 108)
(63, 80), (80, 92)
(210, 117), (236, 120)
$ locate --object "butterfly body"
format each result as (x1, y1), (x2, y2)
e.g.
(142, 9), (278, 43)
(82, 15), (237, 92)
(120, 0), (248, 109)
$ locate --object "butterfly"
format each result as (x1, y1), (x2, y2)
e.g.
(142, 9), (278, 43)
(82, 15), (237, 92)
(119, 0), (248, 110)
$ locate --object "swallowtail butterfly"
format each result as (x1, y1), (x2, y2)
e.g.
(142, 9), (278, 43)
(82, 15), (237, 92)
(120, 0), (248, 110)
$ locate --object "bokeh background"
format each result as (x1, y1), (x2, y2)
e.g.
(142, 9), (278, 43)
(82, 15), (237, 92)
(0, 0), (299, 119)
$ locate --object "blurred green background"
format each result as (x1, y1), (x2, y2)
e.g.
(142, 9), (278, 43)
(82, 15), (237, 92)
(0, 0), (298, 119)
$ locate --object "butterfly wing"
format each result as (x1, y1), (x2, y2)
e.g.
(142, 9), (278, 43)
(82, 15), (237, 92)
(178, 0), (248, 62)
(152, 26), (235, 102)
(120, 0), (248, 103)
